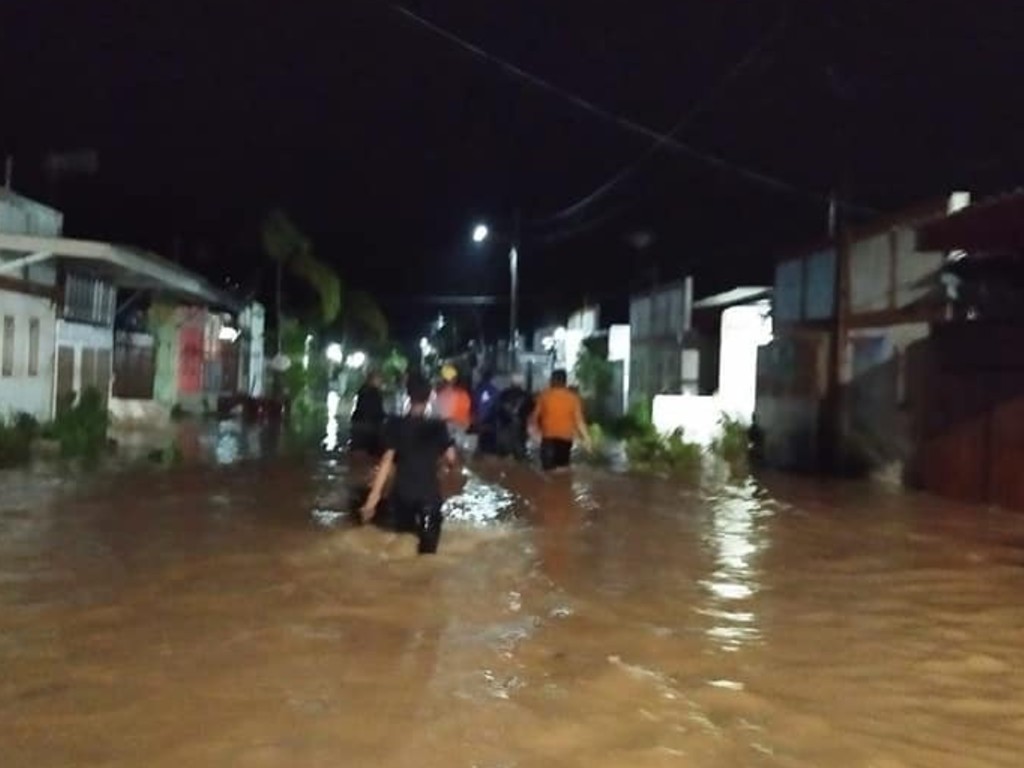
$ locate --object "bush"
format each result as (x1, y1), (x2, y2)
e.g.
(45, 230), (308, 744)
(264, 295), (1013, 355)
(625, 426), (703, 476)
(50, 387), (110, 461)
(602, 406), (651, 441)
(710, 412), (750, 472)
(0, 412), (39, 468)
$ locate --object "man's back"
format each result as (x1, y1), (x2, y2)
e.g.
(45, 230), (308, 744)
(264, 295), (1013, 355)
(384, 415), (453, 503)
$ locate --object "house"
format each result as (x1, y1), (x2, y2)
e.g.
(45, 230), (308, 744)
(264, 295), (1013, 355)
(143, 300), (265, 414)
(906, 191), (1024, 508)
(755, 191), (971, 474)
(0, 189), (259, 427)
(0, 189), (63, 421)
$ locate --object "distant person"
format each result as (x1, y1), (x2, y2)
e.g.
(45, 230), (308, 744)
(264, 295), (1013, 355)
(530, 369), (592, 472)
(473, 369), (500, 454)
(495, 373), (532, 460)
(434, 364), (472, 448)
(349, 370), (386, 456)
(360, 374), (460, 554)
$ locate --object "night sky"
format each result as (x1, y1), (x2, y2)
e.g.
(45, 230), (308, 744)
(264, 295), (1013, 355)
(2, 1), (1022, 340)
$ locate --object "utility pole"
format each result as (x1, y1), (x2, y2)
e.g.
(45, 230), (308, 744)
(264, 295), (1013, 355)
(509, 208), (521, 371)
(824, 194), (851, 473)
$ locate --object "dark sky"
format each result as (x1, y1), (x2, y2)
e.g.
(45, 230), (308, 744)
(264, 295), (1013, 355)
(2, 1), (1022, 340)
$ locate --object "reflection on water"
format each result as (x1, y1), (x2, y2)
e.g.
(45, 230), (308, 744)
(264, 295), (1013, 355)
(2, 458), (1024, 767)
(699, 479), (768, 651)
(323, 391), (341, 452)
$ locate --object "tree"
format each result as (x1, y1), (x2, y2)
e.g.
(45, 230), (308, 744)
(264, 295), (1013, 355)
(262, 209), (342, 327)
(574, 338), (615, 424)
(341, 289), (389, 346)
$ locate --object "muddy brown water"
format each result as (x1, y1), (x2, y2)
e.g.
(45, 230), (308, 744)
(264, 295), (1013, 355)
(2, 446), (1024, 767)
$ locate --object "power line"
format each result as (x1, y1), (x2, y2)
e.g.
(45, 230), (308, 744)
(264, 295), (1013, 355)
(388, 3), (877, 220)
(531, 9), (791, 229)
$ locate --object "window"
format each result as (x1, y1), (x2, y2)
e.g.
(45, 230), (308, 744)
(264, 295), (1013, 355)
(28, 318), (40, 377)
(1, 316), (13, 377)
(63, 274), (115, 325)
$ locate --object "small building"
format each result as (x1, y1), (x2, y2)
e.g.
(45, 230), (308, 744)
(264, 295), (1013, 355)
(755, 192), (970, 474)
(0, 196), (256, 426)
(907, 191), (1024, 509)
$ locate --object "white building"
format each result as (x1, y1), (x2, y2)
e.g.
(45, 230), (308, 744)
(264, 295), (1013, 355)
(0, 188), (246, 424)
(0, 190), (63, 421)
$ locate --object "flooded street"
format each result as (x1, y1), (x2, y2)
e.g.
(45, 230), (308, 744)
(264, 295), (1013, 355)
(3, 439), (1024, 767)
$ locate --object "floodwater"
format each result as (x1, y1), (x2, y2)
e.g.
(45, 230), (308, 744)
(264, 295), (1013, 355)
(2, 431), (1024, 766)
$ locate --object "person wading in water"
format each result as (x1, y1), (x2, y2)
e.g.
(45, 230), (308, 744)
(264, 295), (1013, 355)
(349, 369), (386, 457)
(360, 375), (460, 554)
(530, 368), (592, 472)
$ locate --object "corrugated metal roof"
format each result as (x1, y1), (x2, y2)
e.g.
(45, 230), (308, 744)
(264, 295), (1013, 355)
(692, 286), (772, 310)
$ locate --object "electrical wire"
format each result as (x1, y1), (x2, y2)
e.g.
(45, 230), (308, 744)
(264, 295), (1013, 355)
(531, 9), (791, 230)
(388, 3), (877, 220)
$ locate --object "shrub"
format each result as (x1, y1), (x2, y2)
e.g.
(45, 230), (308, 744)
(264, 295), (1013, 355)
(603, 407), (651, 441)
(50, 387), (110, 461)
(625, 426), (702, 476)
(710, 412), (750, 472)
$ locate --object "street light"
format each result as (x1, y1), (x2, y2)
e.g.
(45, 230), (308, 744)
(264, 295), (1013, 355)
(345, 351), (366, 369)
(471, 220), (519, 368)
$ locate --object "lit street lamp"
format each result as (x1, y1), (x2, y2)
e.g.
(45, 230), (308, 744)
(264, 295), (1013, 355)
(471, 220), (519, 367)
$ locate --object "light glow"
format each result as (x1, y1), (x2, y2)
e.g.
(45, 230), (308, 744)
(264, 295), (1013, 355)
(472, 224), (489, 243)
(325, 343), (344, 364)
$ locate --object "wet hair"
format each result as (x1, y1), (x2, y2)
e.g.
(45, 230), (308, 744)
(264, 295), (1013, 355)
(406, 374), (433, 405)
(551, 369), (568, 387)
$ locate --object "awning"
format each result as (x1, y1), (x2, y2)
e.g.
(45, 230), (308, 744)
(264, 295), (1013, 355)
(692, 286), (772, 310)
(916, 191), (1024, 252)
(0, 233), (242, 312)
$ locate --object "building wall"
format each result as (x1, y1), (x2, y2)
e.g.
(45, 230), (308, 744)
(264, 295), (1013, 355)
(0, 291), (57, 421)
(717, 302), (773, 420)
(239, 302), (265, 397)
(842, 323), (930, 476)
(629, 283), (697, 405)
(755, 331), (828, 470)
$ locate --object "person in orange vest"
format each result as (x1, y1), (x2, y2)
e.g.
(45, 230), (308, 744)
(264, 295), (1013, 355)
(530, 368), (592, 471)
(434, 364), (472, 448)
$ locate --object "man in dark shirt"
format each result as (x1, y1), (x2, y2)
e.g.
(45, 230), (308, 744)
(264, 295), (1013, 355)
(495, 373), (532, 460)
(350, 370), (386, 456)
(360, 375), (458, 554)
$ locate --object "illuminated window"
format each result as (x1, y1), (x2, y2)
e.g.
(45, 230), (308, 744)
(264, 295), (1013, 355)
(1, 316), (13, 377)
(28, 318), (40, 377)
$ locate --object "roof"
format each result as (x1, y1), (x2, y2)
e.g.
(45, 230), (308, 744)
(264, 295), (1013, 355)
(0, 188), (62, 218)
(0, 232), (241, 311)
(778, 192), (969, 264)
(692, 286), (772, 310)
(916, 190), (1024, 252)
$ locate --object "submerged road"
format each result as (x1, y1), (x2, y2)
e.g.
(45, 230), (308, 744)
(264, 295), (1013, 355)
(2, 425), (1024, 767)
